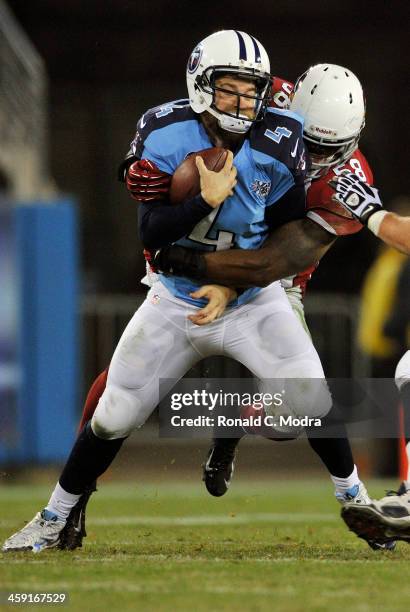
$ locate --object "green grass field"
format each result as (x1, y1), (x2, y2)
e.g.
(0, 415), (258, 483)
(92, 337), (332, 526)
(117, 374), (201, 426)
(1, 479), (410, 611)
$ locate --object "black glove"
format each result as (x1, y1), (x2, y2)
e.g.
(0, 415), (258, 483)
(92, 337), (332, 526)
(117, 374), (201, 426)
(152, 245), (207, 280)
(329, 171), (383, 224)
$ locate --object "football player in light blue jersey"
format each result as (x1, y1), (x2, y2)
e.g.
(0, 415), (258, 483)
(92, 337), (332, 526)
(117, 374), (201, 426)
(124, 31), (308, 308)
(45, 61), (396, 552)
(1, 31), (336, 554)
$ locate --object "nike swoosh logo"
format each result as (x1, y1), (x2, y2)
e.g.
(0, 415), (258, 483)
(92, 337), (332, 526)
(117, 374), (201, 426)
(140, 114), (146, 129)
(290, 138), (299, 158)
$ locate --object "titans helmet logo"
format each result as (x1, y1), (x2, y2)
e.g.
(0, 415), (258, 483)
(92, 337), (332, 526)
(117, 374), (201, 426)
(187, 45), (203, 74)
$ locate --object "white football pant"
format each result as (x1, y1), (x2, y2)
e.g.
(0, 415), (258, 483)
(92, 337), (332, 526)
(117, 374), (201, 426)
(92, 281), (331, 439)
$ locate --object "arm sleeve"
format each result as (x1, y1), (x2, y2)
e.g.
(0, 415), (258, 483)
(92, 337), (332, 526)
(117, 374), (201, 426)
(138, 194), (213, 249)
(264, 183), (306, 231)
(118, 153), (137, 182)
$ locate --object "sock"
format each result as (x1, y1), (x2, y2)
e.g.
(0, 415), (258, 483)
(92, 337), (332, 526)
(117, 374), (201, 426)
(78, 369), (108, 432)
(330, 465), (360, 495)
(46, 482), (81, 520)
(59, 421), (126, 495)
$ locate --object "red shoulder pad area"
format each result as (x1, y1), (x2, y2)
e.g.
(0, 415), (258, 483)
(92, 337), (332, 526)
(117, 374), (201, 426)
(270, 76), (294, 109)
(306, 150), (373, 236)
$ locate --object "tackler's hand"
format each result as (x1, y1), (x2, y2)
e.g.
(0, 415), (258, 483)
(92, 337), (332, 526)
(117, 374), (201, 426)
(188, 284), (237, 326)
(126, 159), (171, 202)
(329, 171), (383, 224)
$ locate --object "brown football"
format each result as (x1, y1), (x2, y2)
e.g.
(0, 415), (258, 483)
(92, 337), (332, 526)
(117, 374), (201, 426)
(169, 147), (228, 204)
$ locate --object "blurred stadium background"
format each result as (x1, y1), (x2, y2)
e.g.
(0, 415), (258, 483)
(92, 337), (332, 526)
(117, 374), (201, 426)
(0, 0), (409, 503)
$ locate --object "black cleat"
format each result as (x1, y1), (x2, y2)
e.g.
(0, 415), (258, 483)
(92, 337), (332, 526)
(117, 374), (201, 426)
(58, 482), (97, 550)
(365, 537), (396, 551)
(341, 504), (404, 548)
(202, 444), (236, 497)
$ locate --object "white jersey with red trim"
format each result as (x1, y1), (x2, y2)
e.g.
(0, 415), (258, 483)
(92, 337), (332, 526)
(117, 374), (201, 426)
(270, 76), (373, 295)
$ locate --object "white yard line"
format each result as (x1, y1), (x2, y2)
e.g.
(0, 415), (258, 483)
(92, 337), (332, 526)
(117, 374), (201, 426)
(0, 580), (281, 594)
(89, 512), (338, 525)
(0, 512), (337, 529)
(0, 557), (399, 568)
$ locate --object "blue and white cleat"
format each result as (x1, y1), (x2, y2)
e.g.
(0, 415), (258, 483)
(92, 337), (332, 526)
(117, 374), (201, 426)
(336, 482), (371, 506)
(2, 510), (66, 553)
(337, 482), (396, 551)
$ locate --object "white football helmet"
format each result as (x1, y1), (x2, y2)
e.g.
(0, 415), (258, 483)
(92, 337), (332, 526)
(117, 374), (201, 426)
(186, 30), (271, 134)
(290, 64), (365, 178)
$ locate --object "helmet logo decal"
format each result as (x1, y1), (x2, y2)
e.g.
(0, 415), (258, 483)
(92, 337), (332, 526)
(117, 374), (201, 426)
(309, 125), (338, 137)
(187, 45), (203, 74)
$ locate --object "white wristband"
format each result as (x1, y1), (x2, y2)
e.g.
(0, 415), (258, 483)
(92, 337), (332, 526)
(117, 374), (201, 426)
(367, 210), (387, 236)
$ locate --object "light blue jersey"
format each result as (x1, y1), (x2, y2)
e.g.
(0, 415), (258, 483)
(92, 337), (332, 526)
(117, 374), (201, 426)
(130, 99), (307, 307)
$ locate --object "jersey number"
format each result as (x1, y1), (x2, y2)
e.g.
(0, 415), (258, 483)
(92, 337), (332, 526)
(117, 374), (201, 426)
(265, 126), (292, 143)
(154, 101), (188, 119)
(188, 208), (234, 251)
(334, 158), (367, 181)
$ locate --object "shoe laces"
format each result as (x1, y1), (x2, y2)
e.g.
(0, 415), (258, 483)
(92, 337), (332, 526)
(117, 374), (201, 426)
(385, 482), (408, 497)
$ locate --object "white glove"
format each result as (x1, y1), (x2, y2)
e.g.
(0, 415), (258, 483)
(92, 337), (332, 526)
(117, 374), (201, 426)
(329, 171), (383, 224)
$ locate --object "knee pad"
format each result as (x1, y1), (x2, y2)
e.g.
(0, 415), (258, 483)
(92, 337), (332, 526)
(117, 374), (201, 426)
(91, 385), (145, 439)
(260, 378), (332, 437)
(285, 378), (333, 420)
(395, 351), (410, 391)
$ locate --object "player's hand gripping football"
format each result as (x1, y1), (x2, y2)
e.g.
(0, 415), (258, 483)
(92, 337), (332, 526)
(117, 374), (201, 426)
(196, 150), (237, 208)
(188, 285), (237, 325)
(329, 170), (383, 224)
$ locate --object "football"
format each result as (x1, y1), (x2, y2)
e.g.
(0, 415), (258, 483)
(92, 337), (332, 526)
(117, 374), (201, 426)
(169, 147), (228, 204)
(240, 404), (299, 441)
